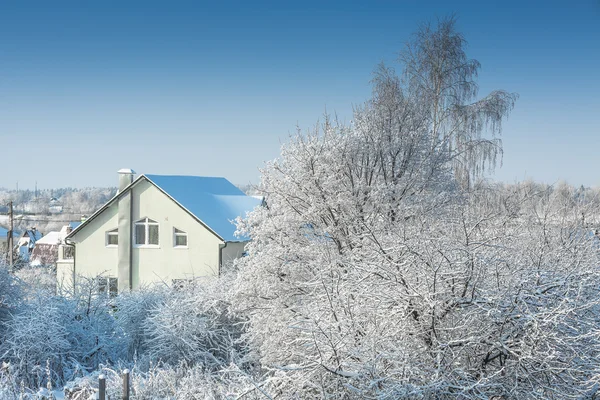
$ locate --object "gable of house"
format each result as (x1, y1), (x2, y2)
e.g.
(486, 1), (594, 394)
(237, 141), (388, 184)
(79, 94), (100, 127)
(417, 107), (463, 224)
(69, 174), (261, 243)
(65, 174), (259, 289)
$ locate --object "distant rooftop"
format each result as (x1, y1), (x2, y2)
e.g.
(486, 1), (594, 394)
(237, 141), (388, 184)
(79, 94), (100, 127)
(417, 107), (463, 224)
(69, 221), (82, 230)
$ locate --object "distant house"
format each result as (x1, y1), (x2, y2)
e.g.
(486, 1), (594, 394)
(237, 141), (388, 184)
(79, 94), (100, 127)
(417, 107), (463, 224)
(1, 227), (43, 263)
(16, 229), (42, 261)
(48, 198), (64, 214)
(31, 225), (72, 266)
(60, 169), (261, 293)
(69, 221), (82, 231)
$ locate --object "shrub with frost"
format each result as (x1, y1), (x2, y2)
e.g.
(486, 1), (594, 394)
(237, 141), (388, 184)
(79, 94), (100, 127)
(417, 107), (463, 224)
(143, 275), (251, 371)
(0, 265), (23, 335)
(0, 276), (121, 389)
(65, 363), (267, 400)
(112, 285), (167, 361)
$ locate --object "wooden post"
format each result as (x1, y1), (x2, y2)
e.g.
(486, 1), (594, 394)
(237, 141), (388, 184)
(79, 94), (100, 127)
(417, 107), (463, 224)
(122, 369), (130, 400)
(98, 374), (106, 400)
(8, 201), (13, 269)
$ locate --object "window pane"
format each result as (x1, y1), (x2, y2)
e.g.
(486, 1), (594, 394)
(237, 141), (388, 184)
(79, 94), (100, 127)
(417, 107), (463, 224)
(109, 278), (118, 297)
(63, 246), (74, 259)
(135, 224), (146, 245)
(148, 225), (159, 245)
(97, 277), (107, 294)
(108, 233), (118, 245)
(175, 234), (187, 246)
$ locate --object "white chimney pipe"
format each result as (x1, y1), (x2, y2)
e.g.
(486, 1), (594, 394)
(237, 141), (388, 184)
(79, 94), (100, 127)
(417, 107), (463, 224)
(118, 169), (135, 193)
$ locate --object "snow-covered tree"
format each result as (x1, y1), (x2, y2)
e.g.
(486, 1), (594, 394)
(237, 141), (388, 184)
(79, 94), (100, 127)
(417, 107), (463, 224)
(233, 18), (600, 399)
(399, 17), (517, 188)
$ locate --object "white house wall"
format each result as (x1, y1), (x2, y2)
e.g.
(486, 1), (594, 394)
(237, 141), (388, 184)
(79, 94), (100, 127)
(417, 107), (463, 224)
(69, 178), (249, 290)
(73, 203), (119, 278)
(221, 241), (246, 268)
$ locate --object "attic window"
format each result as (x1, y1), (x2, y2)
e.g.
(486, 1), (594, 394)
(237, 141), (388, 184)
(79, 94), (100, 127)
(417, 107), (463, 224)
(106, 229), (118, 246)
(134, 218), (159, 246)
(174, 228), (188, 247)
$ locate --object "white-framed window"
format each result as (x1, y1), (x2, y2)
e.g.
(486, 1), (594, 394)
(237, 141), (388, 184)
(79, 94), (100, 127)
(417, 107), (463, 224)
(97, 276), (118, 298)
(106, 228), (118, 247)
(134, 218), (159, 247)
(173, 227), (188, 247)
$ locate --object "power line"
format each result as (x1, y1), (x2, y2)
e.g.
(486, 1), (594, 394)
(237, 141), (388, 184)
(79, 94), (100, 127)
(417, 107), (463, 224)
(8, 201), (13, 269)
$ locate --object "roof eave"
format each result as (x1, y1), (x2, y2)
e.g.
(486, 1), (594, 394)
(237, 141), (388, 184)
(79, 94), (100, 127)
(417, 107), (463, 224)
(66, 174), (251, 244)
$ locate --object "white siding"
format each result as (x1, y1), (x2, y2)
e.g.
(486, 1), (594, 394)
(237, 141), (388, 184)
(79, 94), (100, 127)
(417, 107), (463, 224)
(72, 203), (119, 278)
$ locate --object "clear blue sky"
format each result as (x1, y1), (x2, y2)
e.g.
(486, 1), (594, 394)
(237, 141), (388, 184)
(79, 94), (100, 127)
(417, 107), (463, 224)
(0, 0), (598, 189)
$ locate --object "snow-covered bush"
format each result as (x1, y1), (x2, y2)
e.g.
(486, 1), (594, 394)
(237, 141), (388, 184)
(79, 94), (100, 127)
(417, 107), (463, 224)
(0, 269), (256, 395)
(0, 266), (23, 332)
(112, 285), (167, 360)
(0, 293), (74, 389)
(66, 363), (266, 400)
(143, 275), (251, 371)
(14, 264), (56, 296)
(0, 276), (122, 389)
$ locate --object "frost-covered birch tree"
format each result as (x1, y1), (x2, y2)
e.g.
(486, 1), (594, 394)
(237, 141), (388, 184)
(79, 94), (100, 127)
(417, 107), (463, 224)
(399, 17), (517, 189)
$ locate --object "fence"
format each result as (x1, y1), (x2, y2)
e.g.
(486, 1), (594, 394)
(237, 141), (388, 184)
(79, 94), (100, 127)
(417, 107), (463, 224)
(93, 369), (129, 400)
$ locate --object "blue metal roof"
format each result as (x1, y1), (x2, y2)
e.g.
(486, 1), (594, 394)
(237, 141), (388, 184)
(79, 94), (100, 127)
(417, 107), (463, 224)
(144, 175), (261, 241)
(0, 227), (20, 240)
(69, 221), (82, 230)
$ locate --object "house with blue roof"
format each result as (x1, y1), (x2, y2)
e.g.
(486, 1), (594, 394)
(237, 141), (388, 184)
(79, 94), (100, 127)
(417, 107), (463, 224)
(0, 227), (42, 262)
(61, 169), (261, 292)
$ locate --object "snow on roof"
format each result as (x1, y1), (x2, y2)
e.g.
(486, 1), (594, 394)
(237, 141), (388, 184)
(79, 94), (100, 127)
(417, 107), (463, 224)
(144, 175), (262, 241)
(35, 231), (64, 245)
(34, 226), (71, 245)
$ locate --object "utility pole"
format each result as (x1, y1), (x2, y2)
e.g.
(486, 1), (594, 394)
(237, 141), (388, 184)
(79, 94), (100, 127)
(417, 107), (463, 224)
(8, 201), (13, 269)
